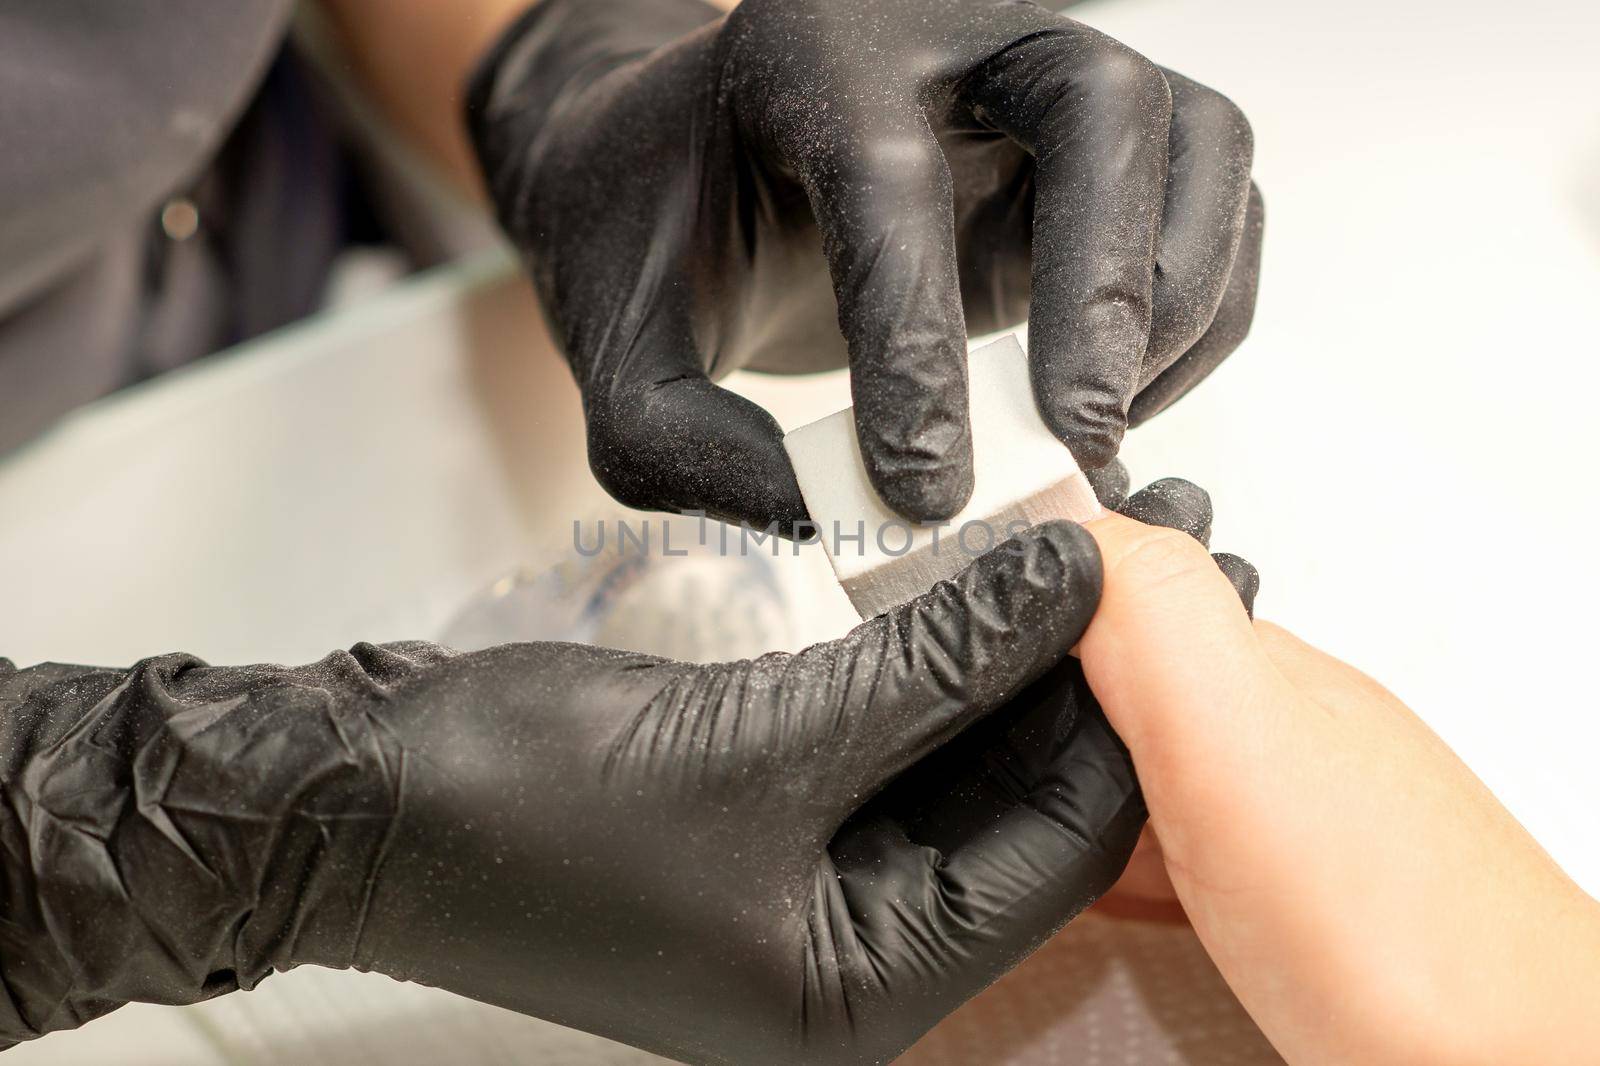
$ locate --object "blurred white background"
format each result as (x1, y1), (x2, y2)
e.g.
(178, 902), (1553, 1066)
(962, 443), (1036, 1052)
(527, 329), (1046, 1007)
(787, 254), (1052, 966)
(1088, 0), (1600, 902)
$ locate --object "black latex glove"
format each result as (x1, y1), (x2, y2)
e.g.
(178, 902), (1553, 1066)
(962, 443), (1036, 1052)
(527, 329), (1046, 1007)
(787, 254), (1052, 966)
(1114, 474), (1260, 615)
(468, 0), (1264, 530)
(0, 523), (1151, 1065)
(1090, 462), (1258, 612)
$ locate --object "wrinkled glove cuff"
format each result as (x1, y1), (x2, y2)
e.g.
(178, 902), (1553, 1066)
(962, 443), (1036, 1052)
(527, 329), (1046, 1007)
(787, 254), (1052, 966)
(0, 644), (444, 1047)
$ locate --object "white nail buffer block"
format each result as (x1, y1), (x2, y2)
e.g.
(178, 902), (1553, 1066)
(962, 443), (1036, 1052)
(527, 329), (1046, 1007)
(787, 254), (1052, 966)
(784, 334), (1104, 620)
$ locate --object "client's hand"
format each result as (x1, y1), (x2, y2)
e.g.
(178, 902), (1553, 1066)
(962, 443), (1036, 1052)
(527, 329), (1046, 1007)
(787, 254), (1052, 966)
(1078, 488), (1600, 1064)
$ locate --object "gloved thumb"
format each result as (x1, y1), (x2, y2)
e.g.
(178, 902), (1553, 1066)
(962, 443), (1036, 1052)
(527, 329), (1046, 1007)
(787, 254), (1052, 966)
(793, 520), (1103, 812)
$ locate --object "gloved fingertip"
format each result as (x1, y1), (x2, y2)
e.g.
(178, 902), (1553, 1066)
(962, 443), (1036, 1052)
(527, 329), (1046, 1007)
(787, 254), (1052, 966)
(979, 520), (1104, 630)
(1035, 385), (1129, 472)
(585, 374), (811, 531)
(922, 520), (1104, 661)
(716, 463), (813, 538)
(863, 447), (975, 523)
(1119, 478), (1213, 546)
(1025, 518), (1104, 578)
(1211, 552), (1260, 617)
(1084, 459), (1131, 510)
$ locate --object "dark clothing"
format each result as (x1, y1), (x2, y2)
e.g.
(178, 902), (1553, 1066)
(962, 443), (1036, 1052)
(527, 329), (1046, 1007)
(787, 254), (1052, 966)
(0, 2), (371, 455)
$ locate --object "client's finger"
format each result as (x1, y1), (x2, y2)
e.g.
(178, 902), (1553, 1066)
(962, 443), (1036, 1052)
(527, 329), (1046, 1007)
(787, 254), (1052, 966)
(1077, 511), (1274, 754)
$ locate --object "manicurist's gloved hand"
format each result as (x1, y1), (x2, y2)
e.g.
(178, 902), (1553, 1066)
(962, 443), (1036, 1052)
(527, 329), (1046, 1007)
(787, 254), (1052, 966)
(0, 524), (1147, 1065)
(467, 0), (1263, 530)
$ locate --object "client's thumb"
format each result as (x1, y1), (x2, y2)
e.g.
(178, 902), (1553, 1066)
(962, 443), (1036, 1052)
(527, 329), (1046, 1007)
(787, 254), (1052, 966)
(1078, 511), (1278, 760)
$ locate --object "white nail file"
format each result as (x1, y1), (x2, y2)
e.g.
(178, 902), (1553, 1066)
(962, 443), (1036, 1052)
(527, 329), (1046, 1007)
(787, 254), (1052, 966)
(783, 334), (1105, 620)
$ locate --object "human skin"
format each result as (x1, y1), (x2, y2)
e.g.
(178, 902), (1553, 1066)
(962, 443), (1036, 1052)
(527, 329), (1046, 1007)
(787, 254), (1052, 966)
(317, 0), (739, 194)
(1073, 510), (1600, 1064)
